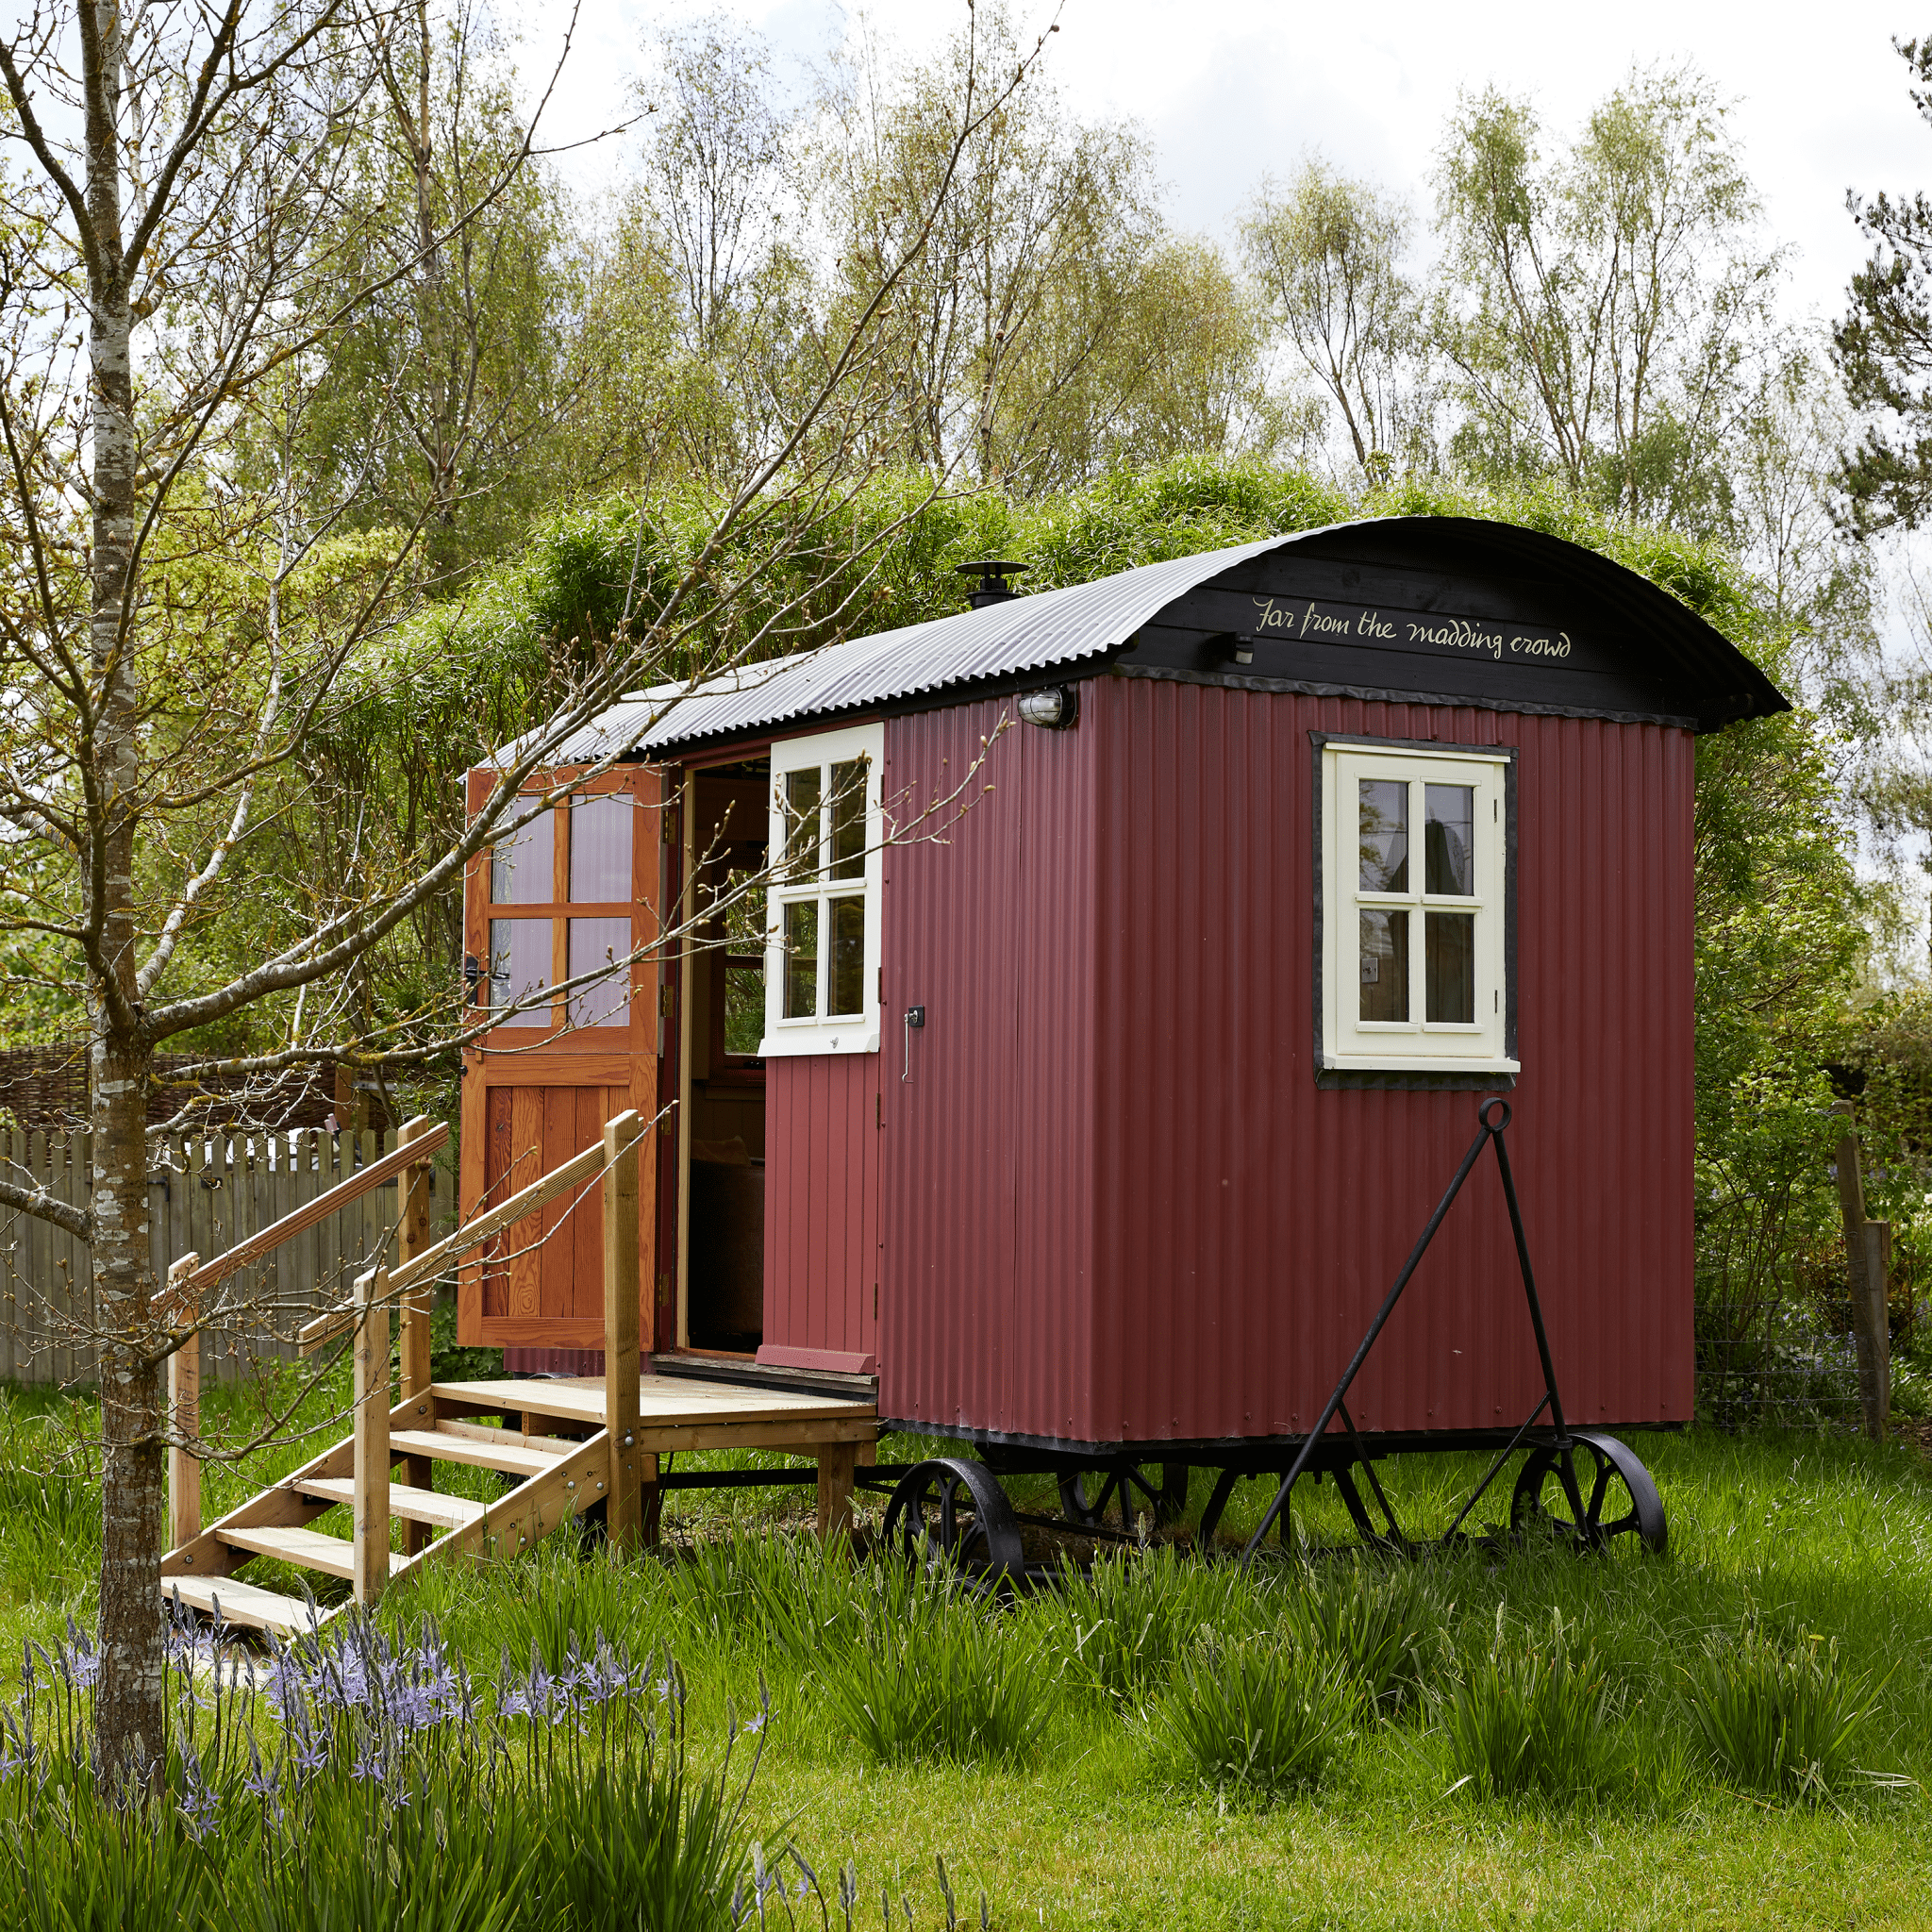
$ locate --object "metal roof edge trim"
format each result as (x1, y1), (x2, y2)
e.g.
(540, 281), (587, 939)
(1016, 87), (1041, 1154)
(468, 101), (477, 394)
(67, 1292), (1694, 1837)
(1110, 661), (1706, 733)
(491, 513), (1788, 768)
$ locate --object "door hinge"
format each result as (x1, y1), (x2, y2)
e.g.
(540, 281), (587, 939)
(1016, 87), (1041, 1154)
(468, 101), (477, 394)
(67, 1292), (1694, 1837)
(659, 985), (675, 1017)
(657, 1271), (671, 1307)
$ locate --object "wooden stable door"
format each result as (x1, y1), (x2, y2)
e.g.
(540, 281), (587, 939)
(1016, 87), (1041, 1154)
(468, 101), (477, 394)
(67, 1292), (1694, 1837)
(458, 763), (664, 1351)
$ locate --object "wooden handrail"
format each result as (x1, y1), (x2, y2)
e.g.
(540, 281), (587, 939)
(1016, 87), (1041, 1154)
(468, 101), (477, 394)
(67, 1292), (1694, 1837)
(171, 1119), (450, 1302)
(298, 1134), (609, 1352)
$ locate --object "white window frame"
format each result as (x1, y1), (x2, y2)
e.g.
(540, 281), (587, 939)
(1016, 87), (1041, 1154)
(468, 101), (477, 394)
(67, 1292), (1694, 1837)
(760, 722), (884, 1057)
(1319, 740), (1517, 1074)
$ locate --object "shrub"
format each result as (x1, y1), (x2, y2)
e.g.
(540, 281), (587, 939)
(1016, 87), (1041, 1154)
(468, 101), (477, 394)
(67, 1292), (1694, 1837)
(1682, 1622), (1879, 1802)
(1442, 1609), (1617, 1801)
(1155, 1633), (1357, 1795)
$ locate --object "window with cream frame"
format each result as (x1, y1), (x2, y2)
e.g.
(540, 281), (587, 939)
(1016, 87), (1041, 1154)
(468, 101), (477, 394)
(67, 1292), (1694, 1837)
(1319, 739), (1517, 1074)
(761, 722), (884, 1057)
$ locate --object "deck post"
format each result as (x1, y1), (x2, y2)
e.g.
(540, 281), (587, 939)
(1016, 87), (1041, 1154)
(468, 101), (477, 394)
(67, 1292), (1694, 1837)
(1833, 1101), (1890, 1440)
(166, 1253), (201, 1552)
(395, 1117), (436, 1554)
(602, 1111), (644, 1551)
(816, 1441), (858, 1544)
(354, 1267), (391, 1605)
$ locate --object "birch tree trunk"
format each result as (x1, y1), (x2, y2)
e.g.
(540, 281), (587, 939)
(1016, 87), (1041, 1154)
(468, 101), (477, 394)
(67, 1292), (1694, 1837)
(78, 0), (168, 1782)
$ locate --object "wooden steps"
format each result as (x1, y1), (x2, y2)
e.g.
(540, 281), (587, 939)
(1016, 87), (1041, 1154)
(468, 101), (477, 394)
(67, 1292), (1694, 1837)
(390, 1426), (564, 1477)
(165, 1574), (322, 1636)
(160, 1373), (879, 1634)
(216, 1524), (406, 1581)
(294, 1476), (485, 1530)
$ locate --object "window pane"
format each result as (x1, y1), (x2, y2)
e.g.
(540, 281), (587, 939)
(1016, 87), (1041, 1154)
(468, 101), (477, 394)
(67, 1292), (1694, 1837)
(1358, 908), (1408, 1022)
(567, 917), (632, 1029)
(829, 893), (865, 1015)
(724, 960), (765, 1054)
(782, 899), (819, 1018)
(491, 809), (554, 905)
(488, 918), (552, 1024)
(1358, 780), (1408, 892)
(784, 768), (822, 881)
(1425, 912), (1476, 1024)
(569, 793), (632, 902)
(829, 758), (868, 881)
(1424, 785), (1475, 896)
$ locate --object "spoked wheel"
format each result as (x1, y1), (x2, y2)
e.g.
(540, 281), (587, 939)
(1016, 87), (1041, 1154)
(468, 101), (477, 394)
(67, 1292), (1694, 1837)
(1509, 1430), (1667, 1556)
(881, 1457), (1024, 1581)
(1057, 1462), (1190, 1532)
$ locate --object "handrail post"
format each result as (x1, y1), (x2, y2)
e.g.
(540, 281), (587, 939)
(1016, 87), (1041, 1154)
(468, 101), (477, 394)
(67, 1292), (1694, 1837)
(395, 1117), (436, 1556)
(166, 1253), (201, 1552)
(354, 1267), (391, 1604)
(397, 1116), (435, 1400)
(602, 1112), (644, 1551)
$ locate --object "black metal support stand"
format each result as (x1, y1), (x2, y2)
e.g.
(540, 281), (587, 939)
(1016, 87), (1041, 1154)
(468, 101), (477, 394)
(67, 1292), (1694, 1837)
(1239, 1098), (1584, 1561)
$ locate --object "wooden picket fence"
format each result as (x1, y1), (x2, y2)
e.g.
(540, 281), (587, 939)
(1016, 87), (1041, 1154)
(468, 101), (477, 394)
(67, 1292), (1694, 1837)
(0, 1125), (456, 1387)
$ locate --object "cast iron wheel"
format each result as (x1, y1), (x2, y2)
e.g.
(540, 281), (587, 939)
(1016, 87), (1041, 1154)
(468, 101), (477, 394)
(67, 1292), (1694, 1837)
(881, 1457), (1024, 1580)
(1509, 1430), (1667, 1555)
(1058, 1462), (1190, 1531)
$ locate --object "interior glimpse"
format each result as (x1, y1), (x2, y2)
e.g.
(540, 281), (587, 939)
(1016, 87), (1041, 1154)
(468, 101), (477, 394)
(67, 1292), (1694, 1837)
(685, 759), (770, 1354)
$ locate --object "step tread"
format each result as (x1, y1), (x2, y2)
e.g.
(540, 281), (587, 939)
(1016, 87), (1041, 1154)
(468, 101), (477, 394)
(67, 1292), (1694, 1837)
(295, 1475), (486, 1528)
(217, 1524), (407, 1579)
(391, 1427), (564, 1477)
(162, 1574), (321, 1635)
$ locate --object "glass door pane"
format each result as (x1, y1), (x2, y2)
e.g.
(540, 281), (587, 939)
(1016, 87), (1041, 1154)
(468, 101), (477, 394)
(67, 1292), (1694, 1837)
(491, 810), (553, 905)
(567, 916), (632, 1028)
(569, 793), (632, 902)
(783, 769), (822, 879)
(488, 918), (553, 1024)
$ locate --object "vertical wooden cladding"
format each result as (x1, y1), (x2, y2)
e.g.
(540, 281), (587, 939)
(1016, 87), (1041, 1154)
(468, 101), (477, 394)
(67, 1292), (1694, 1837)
(880, 675), (1695, 1448)
(458, 763), (664, 1350)
(879, 697), (1097, 1436)
(758, 1054), (882, 1374)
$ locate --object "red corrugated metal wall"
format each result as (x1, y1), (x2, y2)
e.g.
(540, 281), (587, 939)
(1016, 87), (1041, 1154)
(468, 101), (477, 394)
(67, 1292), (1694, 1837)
(760, 1052), (883, 1366)
(880, 675), (1695, 1447)
(879, 697), (1098, 1437)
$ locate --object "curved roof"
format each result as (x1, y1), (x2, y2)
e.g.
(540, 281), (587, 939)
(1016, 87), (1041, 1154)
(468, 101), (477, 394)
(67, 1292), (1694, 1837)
(527, 515), (1787, 763)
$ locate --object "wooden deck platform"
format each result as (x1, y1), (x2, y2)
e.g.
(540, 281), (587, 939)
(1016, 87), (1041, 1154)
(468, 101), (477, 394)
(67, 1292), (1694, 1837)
(429, 1375), (877, 1450)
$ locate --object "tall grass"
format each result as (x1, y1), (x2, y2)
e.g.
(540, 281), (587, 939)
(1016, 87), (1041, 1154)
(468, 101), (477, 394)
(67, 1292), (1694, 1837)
(1682, 1620), (1881, 1802)
(1441, 1607), (1620, 1801)
(1155, 1633), (1358, 1795)
(818, 1561), (1058, 1766)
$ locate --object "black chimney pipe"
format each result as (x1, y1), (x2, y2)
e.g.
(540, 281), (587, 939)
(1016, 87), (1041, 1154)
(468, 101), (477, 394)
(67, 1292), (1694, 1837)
(956, 559), (1027, 608)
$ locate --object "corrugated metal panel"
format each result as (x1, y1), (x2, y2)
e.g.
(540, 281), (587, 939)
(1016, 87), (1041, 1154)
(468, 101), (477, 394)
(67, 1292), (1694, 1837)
(877, 698), (1098, 1439)
(878, 675), (1695, 1446)
(760, 1052), (881, 1364)
(504, 515), (1783, 768)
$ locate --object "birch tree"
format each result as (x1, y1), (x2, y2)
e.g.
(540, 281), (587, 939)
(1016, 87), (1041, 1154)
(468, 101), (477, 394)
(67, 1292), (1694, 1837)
(0, 0), (1050, 1785)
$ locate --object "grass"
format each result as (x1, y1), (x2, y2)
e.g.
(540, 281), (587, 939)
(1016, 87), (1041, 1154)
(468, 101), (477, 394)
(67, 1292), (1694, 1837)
(8, 1376), (1932, 1927)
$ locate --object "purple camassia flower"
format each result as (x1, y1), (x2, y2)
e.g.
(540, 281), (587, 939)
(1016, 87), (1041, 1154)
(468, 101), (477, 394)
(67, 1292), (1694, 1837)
(58, 1617), (101, 1690)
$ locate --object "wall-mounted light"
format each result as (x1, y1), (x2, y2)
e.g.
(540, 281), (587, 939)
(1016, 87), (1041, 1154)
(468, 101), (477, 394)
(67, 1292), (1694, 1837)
(1017, 684), (1078, 729)
(1229, 632), (1254, 666)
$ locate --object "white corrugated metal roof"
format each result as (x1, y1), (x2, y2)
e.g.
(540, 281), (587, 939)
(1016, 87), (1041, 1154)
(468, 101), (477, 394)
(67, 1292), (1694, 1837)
(520, 532), (1291, 764)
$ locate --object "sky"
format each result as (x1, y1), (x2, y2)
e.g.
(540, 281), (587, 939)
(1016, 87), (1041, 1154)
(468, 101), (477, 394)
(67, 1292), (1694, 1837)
(528, 0), (1932, 336)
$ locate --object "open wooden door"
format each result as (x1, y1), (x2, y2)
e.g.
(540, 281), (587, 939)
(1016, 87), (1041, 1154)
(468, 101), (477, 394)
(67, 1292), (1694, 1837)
(458, 763), (665, 1354)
